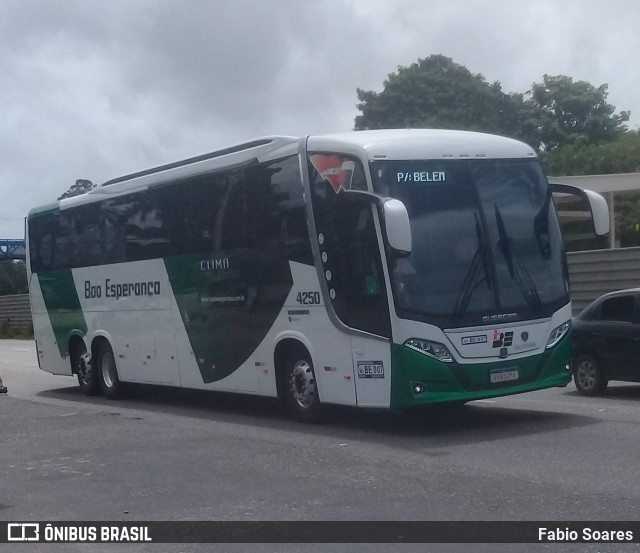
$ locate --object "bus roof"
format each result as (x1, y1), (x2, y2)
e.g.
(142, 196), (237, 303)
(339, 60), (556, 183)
(307, 129), (537, 161)
(51, 136), (300, 211)
(94, 129), (536, 193)
(31, 129), (537, 215)
(100, 137), (297, 188)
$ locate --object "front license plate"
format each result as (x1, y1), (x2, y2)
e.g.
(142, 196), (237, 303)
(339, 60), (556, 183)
(490, 368), (519, 384)
(357, 361), (384, 379)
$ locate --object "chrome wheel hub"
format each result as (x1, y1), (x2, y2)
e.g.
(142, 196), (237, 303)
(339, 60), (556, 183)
(290, 360), (315, 409)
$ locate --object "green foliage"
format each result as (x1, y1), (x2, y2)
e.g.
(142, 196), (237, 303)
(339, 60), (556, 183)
(355, 56), (629, 153)
(529, 75), (629, 151)
(0, 261), (32, 337)
(615, 191), (640, 247)
(543, 131), (640, 176)
(0, 261), (27, 296)
(0, 319), (33, 339)
(355, 55), (532, 141)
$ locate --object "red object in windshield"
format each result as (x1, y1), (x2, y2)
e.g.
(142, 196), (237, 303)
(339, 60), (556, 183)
(310, 154), (355, 193)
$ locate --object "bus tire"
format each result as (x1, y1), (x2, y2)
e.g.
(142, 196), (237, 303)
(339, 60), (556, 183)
(73, 341), (100, 396)
(97, 342), (123, 399)
(573, 353), (607, 396)
(284, 350), (322, 423)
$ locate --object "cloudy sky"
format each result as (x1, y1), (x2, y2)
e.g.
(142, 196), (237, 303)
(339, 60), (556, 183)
(1, 0), (639, 238)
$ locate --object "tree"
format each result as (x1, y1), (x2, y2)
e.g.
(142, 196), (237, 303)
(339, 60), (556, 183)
(527, 75), (629, 151)
(58, 179), (95, 200)
(0, 261), (27, 296)
(355, 57), (630, 153)
(355, 55), (535, 144)
(544, 131), (640, 176)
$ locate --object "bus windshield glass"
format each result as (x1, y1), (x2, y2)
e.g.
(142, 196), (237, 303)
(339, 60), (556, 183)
(371, 158), (568, 327)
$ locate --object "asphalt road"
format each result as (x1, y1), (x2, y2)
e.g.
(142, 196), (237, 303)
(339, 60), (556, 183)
(2, 339), (640, 553)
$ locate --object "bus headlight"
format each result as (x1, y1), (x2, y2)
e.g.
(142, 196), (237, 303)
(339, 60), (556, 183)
(546, 321), (571, 349)
(404, 338), (453, 363)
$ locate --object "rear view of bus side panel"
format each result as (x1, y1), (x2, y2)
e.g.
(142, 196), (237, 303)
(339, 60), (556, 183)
(29, 273), (74, 376)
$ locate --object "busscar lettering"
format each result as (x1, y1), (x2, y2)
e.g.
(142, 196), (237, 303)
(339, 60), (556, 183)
(84, 279), (161, 300)
(483, 312), (518, 322)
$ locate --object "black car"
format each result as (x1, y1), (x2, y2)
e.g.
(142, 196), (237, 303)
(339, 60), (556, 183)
(572, 288), (640, 396)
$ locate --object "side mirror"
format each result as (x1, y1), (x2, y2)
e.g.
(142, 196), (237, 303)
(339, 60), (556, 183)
(340, 190), (412, 255)
(549, 183), (610, 237)
(582, 189), (610, 236)
(383, 199), (412, 256)
(339, 190), (411, 252)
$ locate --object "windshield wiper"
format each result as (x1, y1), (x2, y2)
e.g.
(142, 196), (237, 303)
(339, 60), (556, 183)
(494, 204), (542, 310)
(533, 190), (552, 260)
(454, 211), (493, 320)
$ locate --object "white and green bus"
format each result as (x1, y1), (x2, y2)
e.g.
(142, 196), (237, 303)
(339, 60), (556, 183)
(26, 130), (609, 421)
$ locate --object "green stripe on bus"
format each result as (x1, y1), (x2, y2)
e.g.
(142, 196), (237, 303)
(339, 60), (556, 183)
(390, 336), (572, 408)
(164, 253), (293, 384)
(38, 269), (87, 357)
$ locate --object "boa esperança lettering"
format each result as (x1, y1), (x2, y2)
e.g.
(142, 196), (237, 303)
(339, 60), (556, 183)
(84, 278), (161, 300)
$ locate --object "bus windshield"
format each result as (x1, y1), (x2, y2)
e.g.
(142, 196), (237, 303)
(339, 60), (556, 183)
(371, 158), (569, 328)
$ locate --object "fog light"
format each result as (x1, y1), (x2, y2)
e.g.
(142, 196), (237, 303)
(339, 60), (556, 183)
(411, 381), (427, 396)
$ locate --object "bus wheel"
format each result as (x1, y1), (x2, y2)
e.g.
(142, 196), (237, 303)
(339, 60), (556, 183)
(97, 342), (123, 399)
(75, 346), (100, 396)
(285, 351), (322, 423)
(573, 354), (607, 396)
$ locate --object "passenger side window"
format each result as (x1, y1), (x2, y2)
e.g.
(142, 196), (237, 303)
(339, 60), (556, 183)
(309, 153), (391, 337)
(599, 296), (636, 323)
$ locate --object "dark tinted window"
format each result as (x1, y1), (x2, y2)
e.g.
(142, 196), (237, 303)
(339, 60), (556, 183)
(28, 155), (312, 271)
(372, 158), (568, 327)
(309, 155), (390, 337)
(109, 193), (171, 263)
(599, 296), (636, 323)
(28, 211), (57, 272)
(245, 157), (313, 263)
